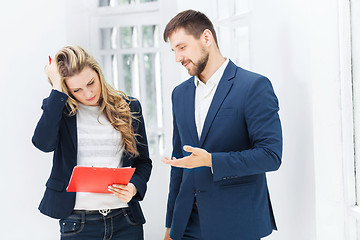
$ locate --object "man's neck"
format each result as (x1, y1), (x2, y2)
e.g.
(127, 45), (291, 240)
(198, 52), (226, 84)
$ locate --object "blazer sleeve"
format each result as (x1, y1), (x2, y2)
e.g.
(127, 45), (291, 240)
(32, 89), (69, 152)
(165, 90), (184, 228)
(211, 77), (282, 182)
(128, 99), (152, 202)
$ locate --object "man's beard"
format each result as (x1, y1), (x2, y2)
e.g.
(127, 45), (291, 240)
(188, 47), (209, 76)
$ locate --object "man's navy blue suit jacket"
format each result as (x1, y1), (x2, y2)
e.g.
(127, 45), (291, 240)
(32, 90), (152, 224)
(166, 60), (282, 240)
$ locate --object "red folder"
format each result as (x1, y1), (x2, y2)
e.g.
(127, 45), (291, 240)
(66, 166), (135, 193)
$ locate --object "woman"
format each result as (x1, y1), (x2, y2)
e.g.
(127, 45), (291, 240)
(32, 45), (152, 240)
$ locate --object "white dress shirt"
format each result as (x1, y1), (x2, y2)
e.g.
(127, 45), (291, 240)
(194, 58), (229, 139)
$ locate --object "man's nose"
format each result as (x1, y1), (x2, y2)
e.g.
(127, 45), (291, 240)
(175, 52), (183, 63)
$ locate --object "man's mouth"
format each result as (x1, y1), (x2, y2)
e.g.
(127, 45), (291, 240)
(182, 60), (191, 68)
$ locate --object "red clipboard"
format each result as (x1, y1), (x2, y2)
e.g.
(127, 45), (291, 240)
(66, 166), (135, 193)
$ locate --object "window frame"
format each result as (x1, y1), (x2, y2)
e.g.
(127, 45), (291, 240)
(89, 1), (165, 156)
(214, 0), (252, 69)
(341, 0), (359, 238)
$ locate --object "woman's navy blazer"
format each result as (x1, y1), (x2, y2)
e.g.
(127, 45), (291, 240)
(32, 90), (152, 223)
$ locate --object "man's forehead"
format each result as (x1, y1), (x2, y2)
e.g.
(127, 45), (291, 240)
(169, 28), (195, 47)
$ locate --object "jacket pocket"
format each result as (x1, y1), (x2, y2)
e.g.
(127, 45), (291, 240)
(219, 175), (257, 188)
(46, 178), (65, 192)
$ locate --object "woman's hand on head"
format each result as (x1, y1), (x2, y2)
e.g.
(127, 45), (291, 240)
(108, 183), (138, 203)
(45, 58), (62, 91)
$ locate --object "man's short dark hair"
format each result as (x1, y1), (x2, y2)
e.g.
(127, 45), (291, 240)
(163, 9), (218, 47)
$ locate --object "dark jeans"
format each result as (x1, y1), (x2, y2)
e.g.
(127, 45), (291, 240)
(59, 208), (143, 240)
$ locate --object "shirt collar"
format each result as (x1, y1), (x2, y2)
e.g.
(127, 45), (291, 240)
(194, 58), (229, 87)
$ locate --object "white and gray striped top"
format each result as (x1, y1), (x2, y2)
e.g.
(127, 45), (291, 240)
(73, 103), (128, 210)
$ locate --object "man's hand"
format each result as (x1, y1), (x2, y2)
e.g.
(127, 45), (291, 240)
(164, 228), (172, 240)
(161, 145), (212, 169)
(108, 182), (137, 203)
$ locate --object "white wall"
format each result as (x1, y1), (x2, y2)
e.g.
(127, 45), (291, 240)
(250, 1), (318, 239)
(247, 0), (348, 239)
(0, 1), (67, 239)
(249, 0), (349, 239)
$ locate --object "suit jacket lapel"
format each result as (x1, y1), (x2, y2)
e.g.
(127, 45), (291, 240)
(199, 61), (236, 147)
(182, 78), (200, 146)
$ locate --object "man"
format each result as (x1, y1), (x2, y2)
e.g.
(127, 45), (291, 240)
(162, 9), (282, 240)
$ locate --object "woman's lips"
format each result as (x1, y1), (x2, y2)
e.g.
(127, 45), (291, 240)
(87, 96), (96, 101)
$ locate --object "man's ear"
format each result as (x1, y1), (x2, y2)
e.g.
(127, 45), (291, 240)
(201, 29), (213, 47)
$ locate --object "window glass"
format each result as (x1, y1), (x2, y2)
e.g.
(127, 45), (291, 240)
(234, 27), (250, 68)
(217, 0), (234, 18)
(100, 28), (117, 50)
(142, 25), (159, 48)
(100, 55), (117, 87)
(122, 54), (139, 97)
(144, 53), (156, 125)
(120, 26), (138, 49)
(99, 0), (110, 7)
(117, 0), (135, 5)
(235, 0), (249, 14)
(99, 0), (135, 7)
(140, 0), (158, 3)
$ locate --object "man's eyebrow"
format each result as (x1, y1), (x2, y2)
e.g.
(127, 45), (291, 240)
(171, 42), (185, 51)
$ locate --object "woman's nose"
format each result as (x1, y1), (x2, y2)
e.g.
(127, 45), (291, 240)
(84, 89), (92, 98)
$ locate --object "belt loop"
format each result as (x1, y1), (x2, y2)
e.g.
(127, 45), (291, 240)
(81, 211), (86, 223)
(122, 208), (127, 217)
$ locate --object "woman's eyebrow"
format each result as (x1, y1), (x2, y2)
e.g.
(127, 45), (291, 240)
(87, 77), (95, 84)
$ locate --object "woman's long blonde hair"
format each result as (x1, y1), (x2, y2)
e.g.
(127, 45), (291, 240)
(55, 45), (138, 156)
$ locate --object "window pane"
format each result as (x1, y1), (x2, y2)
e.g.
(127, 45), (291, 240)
(143, 52), (163, 128)
(217, 0), (234, 18)
(144, 53), (156, 125)
(235, 0), (249, 14)
(99, 0), (110, 7)
(112, 55), (119, 89)
(100, 54), (117, 87)
(234, 27), (250, 68)
(140, 0), (158, 3)
(122, 54), (139, 97)
(142, 25), (159, 48)
(99, 0), (135, 6)
(148, 134), (156, 156)
(117, 0), (135, 5)
(218, 26), (232, 54)
(100, 28), (117, 50)
(120, 26), (138, 49)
